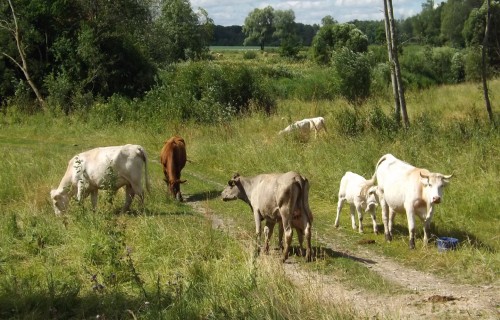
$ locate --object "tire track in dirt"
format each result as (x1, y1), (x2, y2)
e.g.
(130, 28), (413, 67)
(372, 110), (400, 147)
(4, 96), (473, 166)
(184, 170), (499, 319)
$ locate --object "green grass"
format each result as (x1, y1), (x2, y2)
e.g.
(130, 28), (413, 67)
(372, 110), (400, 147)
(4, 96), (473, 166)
(0, 78), (499, 318)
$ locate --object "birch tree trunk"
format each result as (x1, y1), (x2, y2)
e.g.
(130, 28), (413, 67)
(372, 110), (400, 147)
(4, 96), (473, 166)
(383, 0), (400, 124)
(481, 0), (495, 126)
(383, 0), (409, 128)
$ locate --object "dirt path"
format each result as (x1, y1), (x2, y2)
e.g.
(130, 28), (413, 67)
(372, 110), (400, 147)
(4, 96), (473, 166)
(184, 172), (499, 319)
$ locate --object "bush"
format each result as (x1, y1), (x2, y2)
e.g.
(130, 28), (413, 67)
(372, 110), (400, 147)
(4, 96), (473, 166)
(243, 51), (257, 59)
(451, 52), (466, 83)
(331, 48), (371, 103)
(371, 62), (391, 96)
(334, 108), (364, 137)
(139, 62), (276, 124)
(366, 105), (399, 136)
(464, 46), (483, 82)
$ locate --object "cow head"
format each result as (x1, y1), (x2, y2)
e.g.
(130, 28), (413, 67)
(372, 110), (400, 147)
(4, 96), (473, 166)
(365, 185), (379, 212)
(221, 173), (242, 201)
(165, 178), (187, 201)
(420, 172), (453, 204)
(50, 189), (69, 215)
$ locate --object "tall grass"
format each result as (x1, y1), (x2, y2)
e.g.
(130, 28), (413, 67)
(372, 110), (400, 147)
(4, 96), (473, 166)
(0, 77), (498, 318)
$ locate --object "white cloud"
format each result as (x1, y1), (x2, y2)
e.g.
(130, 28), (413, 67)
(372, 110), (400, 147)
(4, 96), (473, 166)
(189, 0), (424, 26)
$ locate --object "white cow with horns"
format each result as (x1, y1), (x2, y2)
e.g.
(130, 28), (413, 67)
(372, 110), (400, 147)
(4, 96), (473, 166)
(371, 154), (452, 249)
(335, 171), (379, 234)
(221, 172), (313, 262)
(50, 144), (150, 215)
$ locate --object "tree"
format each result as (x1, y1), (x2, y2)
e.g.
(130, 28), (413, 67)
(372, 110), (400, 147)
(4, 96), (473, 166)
(274, 9), (300, 57)
(0, 0), (45, 108)
(441, 0), (483, 47)
(321, 15), (337, 26)
(243, 6), (275, 50)
(481, 0), (495, 126)
(152, 0), (214, 63)
(311, 23), (368, 64)
(384, 0), (409, 128)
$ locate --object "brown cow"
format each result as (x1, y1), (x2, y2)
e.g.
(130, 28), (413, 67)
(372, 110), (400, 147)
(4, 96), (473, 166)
(160, 136), (187, 201)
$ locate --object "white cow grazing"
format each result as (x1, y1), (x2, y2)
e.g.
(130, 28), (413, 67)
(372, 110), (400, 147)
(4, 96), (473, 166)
(373, 154), (452, 249)
(50, 144), (151, 215)
(335, 171), (379, 234)
(279, 117), (326, 138)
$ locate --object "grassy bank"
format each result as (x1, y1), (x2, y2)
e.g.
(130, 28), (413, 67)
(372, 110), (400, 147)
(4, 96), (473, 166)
(0, 79), (498, 318)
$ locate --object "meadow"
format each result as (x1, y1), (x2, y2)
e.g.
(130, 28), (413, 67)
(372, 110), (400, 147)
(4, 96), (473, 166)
(0, 59), (499, 318)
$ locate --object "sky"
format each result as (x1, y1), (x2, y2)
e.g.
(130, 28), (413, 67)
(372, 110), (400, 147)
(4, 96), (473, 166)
(189, 0), (426, 26)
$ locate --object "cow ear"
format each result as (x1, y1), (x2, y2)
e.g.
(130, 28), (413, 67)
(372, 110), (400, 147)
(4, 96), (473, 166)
(179, 179), (187, 184)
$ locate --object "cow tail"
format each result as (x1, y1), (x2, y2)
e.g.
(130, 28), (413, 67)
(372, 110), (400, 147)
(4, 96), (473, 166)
(360, 155), (387, 197)
(139, 147), (151, 193)
(296, 175), (313, 223)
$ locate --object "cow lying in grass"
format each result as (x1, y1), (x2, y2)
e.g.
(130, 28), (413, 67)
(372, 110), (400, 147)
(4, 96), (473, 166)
(50, 144), (150, 214)
(335, 171), (379, 234)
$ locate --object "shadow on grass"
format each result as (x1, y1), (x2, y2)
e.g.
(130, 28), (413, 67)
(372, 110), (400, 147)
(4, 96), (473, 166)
(184, 189), (222, 203)
(381, 224), (497, 253)
(277, 245), (377, 265)
(0, 290), (171, 319)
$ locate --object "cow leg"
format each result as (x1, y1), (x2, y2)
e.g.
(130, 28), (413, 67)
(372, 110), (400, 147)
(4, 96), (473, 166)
(123, 185), (135, 212)
(388, 208), (397, 241)
(334, 197), (345, 228)
(90, 190), (98, 211)
(423, 206), (435, 246)
(303, 217), (312, 262)
(355, 203), (364, 234)
(281, 217), (293, 263)
(349, 204), (357, 231)
(369, 207), (378, 234)
(405, 207), (416, 249)
(76, 179), (85, 203)
(278, 222), (284, 250)
(253, 210), (262, 252)
(130, 181), (145, 211)
(263, 220), (275, 254)
(381, 199), (392, 241)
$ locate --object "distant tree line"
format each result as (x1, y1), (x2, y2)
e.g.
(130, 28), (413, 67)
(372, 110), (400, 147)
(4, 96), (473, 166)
(1, 0), (498, 115)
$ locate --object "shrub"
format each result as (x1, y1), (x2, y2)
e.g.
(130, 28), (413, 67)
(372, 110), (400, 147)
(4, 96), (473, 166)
(334, 108), (364, 137)
(464, 46), (483, 82)
(331, 48), (371, 103)
(366, 105), (399, 136)
(451, 52), (466, 83)
(140, 62), (275, 124)
(243, 50), (257, 59)
(371, 62), (391, 96)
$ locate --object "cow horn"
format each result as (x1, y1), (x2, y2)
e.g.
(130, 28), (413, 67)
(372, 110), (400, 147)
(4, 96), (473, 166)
(419, 172), (429, 179)
(443, 174), (453, 179)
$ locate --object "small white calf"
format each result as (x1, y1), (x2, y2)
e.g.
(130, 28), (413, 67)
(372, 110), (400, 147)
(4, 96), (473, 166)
(50, 144), (150, 214)
(335, 171), (379, 234)
(279, 117), (327, 138)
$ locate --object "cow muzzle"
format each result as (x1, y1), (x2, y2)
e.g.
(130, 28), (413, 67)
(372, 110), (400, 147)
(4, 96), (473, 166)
(432, 196), (441, 204)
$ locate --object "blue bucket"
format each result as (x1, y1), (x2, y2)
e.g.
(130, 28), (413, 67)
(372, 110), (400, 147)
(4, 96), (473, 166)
(436, 237), (459, 252)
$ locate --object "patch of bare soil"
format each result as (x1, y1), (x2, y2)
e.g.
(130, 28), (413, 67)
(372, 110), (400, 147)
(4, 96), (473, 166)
(185, 192), (499, 319)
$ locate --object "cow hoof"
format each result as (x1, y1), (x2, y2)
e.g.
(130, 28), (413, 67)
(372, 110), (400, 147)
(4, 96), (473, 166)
(305, 253), (312, 262)
(385, 233), (393, 242)
(409, 239), (415, 249)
